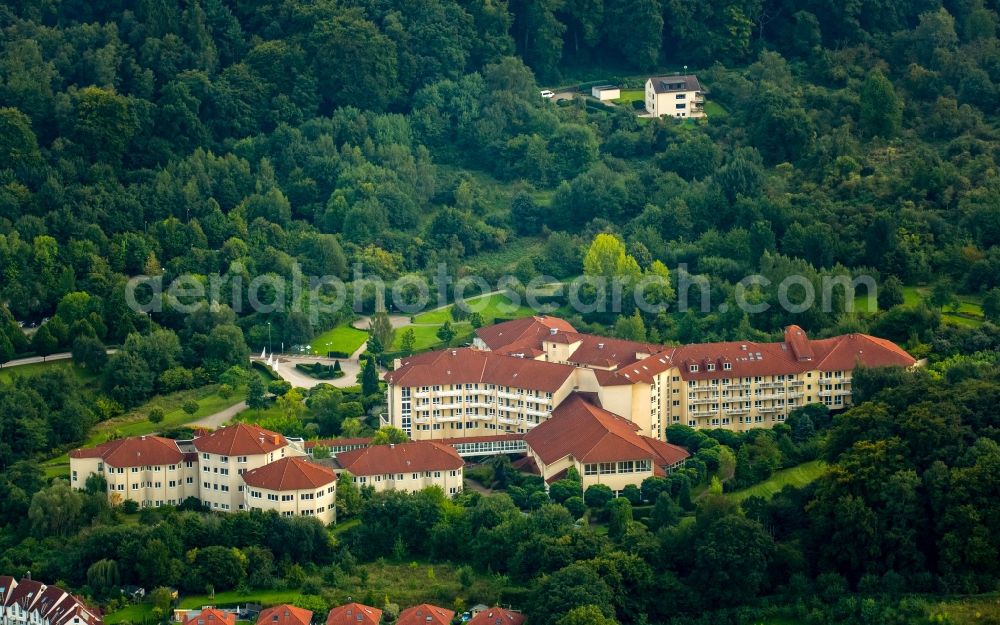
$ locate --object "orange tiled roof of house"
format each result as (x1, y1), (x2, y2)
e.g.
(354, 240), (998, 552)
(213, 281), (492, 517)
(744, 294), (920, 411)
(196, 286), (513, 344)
(384, 348), (576, 393)
(184, 608), (236, 625)
(258, 605), (313, 625)
(193, 423), (288, 455)
(397, 604), (454, 625)
(241, 457), (336, 491)
(525, 394), (689, 468)
(326, 603), (382, 625)
(336, 441), (463, 476)
(468, 608), (525, 625)
(69, 435), (184, 467)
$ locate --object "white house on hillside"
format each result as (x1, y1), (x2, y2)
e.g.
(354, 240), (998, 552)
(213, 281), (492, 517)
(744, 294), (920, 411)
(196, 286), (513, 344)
(645, 75), (704, 118)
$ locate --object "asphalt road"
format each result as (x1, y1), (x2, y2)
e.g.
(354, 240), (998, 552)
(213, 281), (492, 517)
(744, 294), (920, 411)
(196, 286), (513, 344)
(2, 349), (121, 368)
(2, 352), (74, 367)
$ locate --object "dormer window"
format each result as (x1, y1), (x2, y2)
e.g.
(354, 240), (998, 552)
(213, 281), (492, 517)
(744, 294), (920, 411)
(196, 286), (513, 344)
(706, 363), (715, 372)
(689, 364), (698, 372)
(723, 362), (732, 370)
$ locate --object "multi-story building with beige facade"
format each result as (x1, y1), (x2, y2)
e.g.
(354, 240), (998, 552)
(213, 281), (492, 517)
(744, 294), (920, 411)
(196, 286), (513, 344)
(524, 394), (688, 492)
(389, 316), (917, 441)
(384, 347), (582, 440)
(242, 457), (337, 524)
(70, 424), (341, 523)
(645, 74), (705, 118)
(192, 423), (307, 512)
(69, 435), (200, 507)
(335, 441), (465, 496)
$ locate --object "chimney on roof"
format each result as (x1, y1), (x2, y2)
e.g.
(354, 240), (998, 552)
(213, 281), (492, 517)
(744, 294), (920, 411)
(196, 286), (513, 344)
(273, 435), (280, 445)
(451, 350), (457, 356)
(389, 444), (395, 449)
(597, 343), (604, 349)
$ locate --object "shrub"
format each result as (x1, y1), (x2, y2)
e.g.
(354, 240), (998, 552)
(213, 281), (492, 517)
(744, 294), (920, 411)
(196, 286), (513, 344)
(585, 484), (614, 509)
(295, 362), (345, 380)
(148, 408), (165, 424)
(120, 500), (139, 514)
(621, 484), (642, 505)
(563, 496), (586, 518)
(268, 380), (292, 396)
(182, 399), (199, 415)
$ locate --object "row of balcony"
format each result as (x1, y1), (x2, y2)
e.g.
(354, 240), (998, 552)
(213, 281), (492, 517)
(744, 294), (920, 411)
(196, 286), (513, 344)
(411, 389), (552, 401)
(818, 389), (851, 397)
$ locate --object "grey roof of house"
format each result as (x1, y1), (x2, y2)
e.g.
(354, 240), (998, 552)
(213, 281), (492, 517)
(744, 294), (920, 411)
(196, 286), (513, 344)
(648, 75), (702, 94)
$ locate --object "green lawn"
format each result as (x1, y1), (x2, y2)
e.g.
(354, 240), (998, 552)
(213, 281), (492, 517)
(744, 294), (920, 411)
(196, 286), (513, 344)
(170, 560), (521, 613)
(391, 323), (473, 351)
(331, 517), (361, 535)
(702, 101), (727, 118)
(91, 386), (240, 443)
(179, 589), (307, 609)
(232, 404), (286, 424)
(929, 593), (1000, 623)
(413, 293), (536, 325)
(851, 285), (985, 327)
(465, 237), (547, 275)
(612, 89), (644, 104)
(726, 460), (827, 502)
(41, 386), (244, 480)
(311, 324), (368, 356)
(0, 359), (97, 385)
(104, 602), (155, 625)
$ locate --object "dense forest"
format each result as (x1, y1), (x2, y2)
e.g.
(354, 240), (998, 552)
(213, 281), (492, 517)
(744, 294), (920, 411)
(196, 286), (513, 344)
(2, 0), (1000, 358)
(2, 0), (1000, 623)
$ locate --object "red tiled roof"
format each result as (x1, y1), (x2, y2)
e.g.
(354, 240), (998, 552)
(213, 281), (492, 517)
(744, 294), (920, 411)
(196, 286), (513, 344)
(258, 605), (312, 625)
(398, 605), (454, 625)
(476, 316), (662, 370)
(1, 579), (103, 625)
(336, 441), (464, 475)
(784, 325), (814, 361)
(469, 608), (524, 625)
(33, 586), (72, 623)
(810, 332), (917, 371)
(242, 457), (336, 491)
(185, 608), (236, 625)
(475, 316), (576, 352)
(592, 327), (915, 385)
(0, 576), (14, 604)
(326, 603), (382, 625)
(385, 348), (576, 393)
(524, 394), (689, 467)
(69, 435), (184, 468)
(667, 329), (915, 381)
(468, 317), (916, 388)
(193, 423), (288, 455)
(546, 332), (663, 369)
